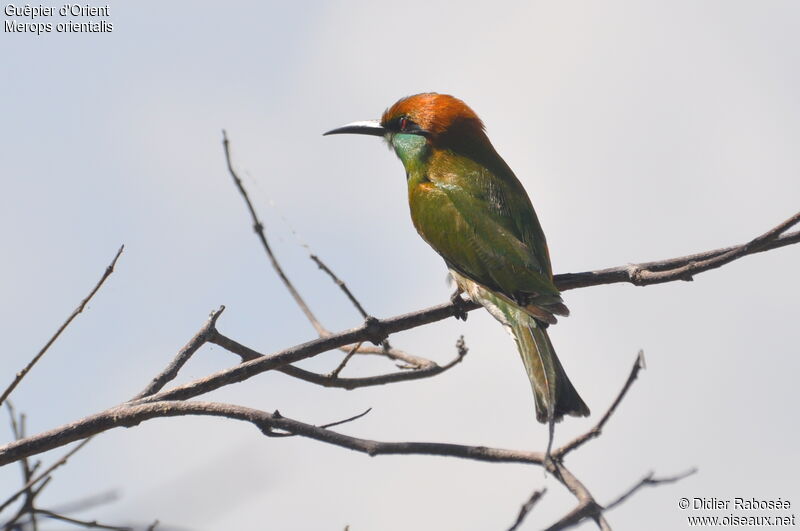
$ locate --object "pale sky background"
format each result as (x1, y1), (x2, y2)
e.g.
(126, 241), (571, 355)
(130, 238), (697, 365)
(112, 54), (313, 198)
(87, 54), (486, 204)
(2, 1), (799, 530)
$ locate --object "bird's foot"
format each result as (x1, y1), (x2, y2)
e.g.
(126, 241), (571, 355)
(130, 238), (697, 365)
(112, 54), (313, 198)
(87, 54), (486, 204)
(450, 289), (469, 321)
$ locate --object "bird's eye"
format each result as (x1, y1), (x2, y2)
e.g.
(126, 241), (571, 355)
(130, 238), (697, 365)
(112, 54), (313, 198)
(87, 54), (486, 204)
(399, 117), (408, 131)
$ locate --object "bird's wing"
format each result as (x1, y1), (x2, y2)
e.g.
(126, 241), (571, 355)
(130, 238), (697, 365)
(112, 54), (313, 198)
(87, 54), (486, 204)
(413, 150), (561, 305)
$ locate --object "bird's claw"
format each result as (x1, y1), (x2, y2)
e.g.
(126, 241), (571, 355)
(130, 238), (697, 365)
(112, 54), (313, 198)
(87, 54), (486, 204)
(450, 290), (469, 321)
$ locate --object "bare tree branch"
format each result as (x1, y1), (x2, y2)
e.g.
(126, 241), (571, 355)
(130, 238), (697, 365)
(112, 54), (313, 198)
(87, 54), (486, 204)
(0, 400), (545, 468)
(309, 254), (369, 319)
(603, 468), (697, 513)
(0, 438), (93, 513)
(544, 497), (605, 531)
(5, 404), (39, 531)
(508, 487), (546, 531)
(212, 330), (466, 390)
(1, 470), (50, 531)
(327, 342), (363, 379)
(543, 468), (697, 530)
(35, 508), (131, 530)
(555, 213), (800, 291)
(133, 306), (226, 400)
(0, 347), (688, 531)
(0, 246), (124, 408)
(554, 351), (645, 459)
(46, 489), (120, 516)
(546, 461), (611, 531)
(0, 342), (686, 531)
(267, 407), (373, 438)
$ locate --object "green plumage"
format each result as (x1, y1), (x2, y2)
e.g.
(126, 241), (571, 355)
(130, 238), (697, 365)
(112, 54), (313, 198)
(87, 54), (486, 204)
(397, 131), (589, 423)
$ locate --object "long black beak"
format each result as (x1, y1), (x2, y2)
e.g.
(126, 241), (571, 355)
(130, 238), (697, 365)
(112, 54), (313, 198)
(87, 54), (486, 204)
(323, 120), (385, 137)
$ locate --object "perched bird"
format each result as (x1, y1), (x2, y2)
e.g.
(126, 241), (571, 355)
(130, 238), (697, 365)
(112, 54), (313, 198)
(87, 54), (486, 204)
(325, 93), (589, 439)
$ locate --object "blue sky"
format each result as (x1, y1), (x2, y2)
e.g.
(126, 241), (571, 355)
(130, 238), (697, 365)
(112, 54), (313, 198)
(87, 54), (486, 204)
(2, 1), (799, 529)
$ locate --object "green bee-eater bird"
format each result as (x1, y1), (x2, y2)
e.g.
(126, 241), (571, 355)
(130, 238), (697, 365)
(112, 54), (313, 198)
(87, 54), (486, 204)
(325, 93), (590, 433)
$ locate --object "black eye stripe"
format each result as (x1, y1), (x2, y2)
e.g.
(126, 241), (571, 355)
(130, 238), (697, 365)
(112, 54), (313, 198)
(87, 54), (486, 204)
(390, 116), (423, 134)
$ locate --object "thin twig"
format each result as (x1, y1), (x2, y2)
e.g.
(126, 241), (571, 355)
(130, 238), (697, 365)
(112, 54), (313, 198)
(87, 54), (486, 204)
(508, 487), (546, 531)
(309, 254), (369, 318)
(0, 246), (124, 408)
(0, 438), (93, 513)
(327, 342), (363, 379)
(222, 130), (326, 336)
(1, 467), (50, 531)
(20, 414), (38, 531)
(35, 508), (131, 530)
(46, 489), (120, 515)
(555, 351), (645, 459)
(603, 468), (697, 512)
(276, 362), (464, 390)
(6, 404), (39, 531)
(267, 407), (373, 438)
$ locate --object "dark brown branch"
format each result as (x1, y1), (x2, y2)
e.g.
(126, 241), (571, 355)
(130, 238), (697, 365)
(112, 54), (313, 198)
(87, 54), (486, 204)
(0, 246), (124, 408)
(555, 351), (645, 459)
(556, 213), (800, 291)
(508, 487), (546, 531)
(222, 130), (326, 336)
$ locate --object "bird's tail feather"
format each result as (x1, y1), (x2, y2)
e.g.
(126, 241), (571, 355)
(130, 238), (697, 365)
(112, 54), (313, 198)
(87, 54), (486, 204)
(510, 317), (590, 424)
(451, 273), (589, 424)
